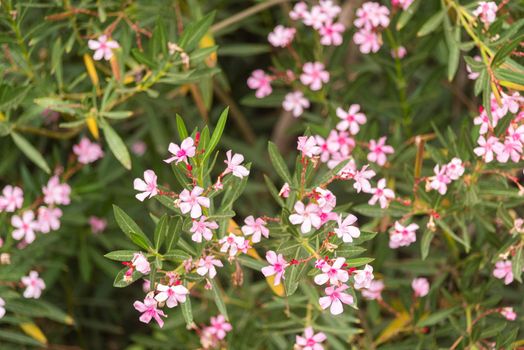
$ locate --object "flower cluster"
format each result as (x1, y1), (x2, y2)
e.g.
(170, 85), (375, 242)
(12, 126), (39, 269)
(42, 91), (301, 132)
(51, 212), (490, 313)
(353, 2), (390, 54)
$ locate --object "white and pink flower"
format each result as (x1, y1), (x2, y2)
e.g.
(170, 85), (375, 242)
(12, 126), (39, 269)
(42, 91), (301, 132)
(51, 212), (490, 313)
(261, 250), (287, 286)
(368, 179), (395, 209)
(289, 201), (322, 234)
(241, 216), (269, 243)
(21, 271), (46, 299)
(133, 170), (158, 201)
(295, 327), (327, 350)
(196, 255), (223, 279)
(11, 211), (39, 243)
(0, 185), (23, 212)
(224, 150), (249, 179)
(283, 91), (310, 118)
(367, 137), (394, 166)
(300, 62), (330, 91)
(190, 216), (218, 242)
(164, 137), (196, 164)
(178, 186), (210, 219)
(336, 105), (367, 134)
(88, 35), (119, 61)
(412, 277), (430, 297)
(155, 283), (189, 308)
(247, 70), (272, 98)
(133, 297), (167, 327)
(73, 137), (104, 164)
(319, 284), (354, 315)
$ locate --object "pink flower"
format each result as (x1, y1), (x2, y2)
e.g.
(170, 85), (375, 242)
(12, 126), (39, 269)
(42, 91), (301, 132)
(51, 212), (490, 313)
(224, 150), (249, 178)
(302, 5), (329, 29)
(131, 141), (147, 156)
(132, 252), (151, 274)
(0, 185), (23, 212)
(73, 137), (104, 164)
(500, 307), (517, 321)
(89, 216), (107, 234)
(501, 91), (522, 115)
(314, 257), (349, 285)
(473, 1), (497, 26)
(43, 176), (71, 206)
(21, 271), (45, 299)
(295, 327), (327, 350)
(88, 35), (119, 61)
(11, 211), (39, 243)
(196, 255), (223, 279)
(368, 179), (395, 209)
(494, 137), (522, 163)
(261, 250), (287, 286)
(428, 164), (451, 195)
(353, 28), (381, 54)
(319, 22), (345, 46)
(297, 136), (321, 158)
(290, 2), (308, 20)
(300, 62), (330, 91)
(336, 105), (367, 134)
(445, 158), (465, 180)
(354, 2), (390, 29)
(247, 70), (272, 98)
(133, 170), (158, 201)
(190, 216), (218, 242)
(351, 165), (376, 193)
(283, 91), (310, 117)
(37, 206), (62, 233)
(209, 315), (232, 340)
(319, 0), (341, 20)
(164, 137), (196, 164)
(219, 233), (245, 257)
(508, 125), (524, 144)
(474, 109), (496, 135)
(326, 129), (355, 156)
(367, 137), (394, 166)
(466, 56), (482, 80)
(178, 186), (210, 219)
(0, 297), (5, 319)
(361, 280), (385, 300)
(319, 284), (354, 315)
(279, 182), (291, 198)
(155, 283), (189, 308)
(353, 264), (374, 290)
(315, 187), (337, 211)
(335, 214), (361, 243)
(474, 136), (501, 162)
(289, 201), (322, 234)
(268, 25), (296, 47)
(389, 221), (418, 249)
(391, 46), (407, 59)
(493, 260), (513, 285)
(391, 0), (414, 10)
(133, 297), (167, 327)
(241, 216), (269, 243)
(412, 277), (430, 297)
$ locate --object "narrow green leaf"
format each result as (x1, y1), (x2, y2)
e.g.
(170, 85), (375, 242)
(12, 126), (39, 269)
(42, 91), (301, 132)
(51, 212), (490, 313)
(417, 10), (444, 37)
(417, 307), (459, 327)
(203, 107), (228, 162)
(112, 205), (152, 250)
(154, 215), (169, 251)
(104, 250), (136, 261)
(176, 114), (189, 139)
(268, 142), (292, 184)
(420, 229), (434, 260)
(101, 121), (132, 170)
(209, 278), (228, 320)
(162, 249), (190, 262)
(181, 294), (194, 326)
(11, 132), (50, 173)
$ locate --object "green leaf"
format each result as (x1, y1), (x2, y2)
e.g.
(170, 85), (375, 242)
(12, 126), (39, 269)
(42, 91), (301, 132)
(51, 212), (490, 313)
(420, 229), (434, 260)
(0, 84), (30, 111)
(512, 247), (523, 283)
(492, 34), (524, 68)
(176, 114), (189, 140)
(417, 306), (459, 327)
(336, 246), (366, 258)
(417, 10), (444, 37)
(162, 249), (190, 262)
(268, 142), (292, 184)
(263, 174), (286, 207)
(101, 120), (132, 170)
(104, 250), (136, 261)
(154, 215), (169, 251)
(113, 267), (142, 288)
(209, 278), (228, 320)
(179, 12), (215, 51)
(396, 0), (420, 30)
(203, 107), (228, 162)
(112, 205), (152, 250)
(181, 293), (194, 326)
(0, 330), (43, 346)
(11, 132), (51, 174)
(165, 216), (182, 252)
(346, 257), (374, 267)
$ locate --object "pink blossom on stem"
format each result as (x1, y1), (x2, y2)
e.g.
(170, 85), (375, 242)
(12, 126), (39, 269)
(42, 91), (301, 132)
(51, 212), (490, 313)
(290, 2), (308, 20)
(133, 170), (158, 201)
(190, 216), (218, 242)
(466, 56), (482, 80)
(247, 70), (272, 98)
(132, 252), (151, 274)
(300, 62), (330, 91)
(354, 2), (390, 29)
(241, 216), (269, 243)
(196, 255), (223, 279)
(362, 280), (385, 300)
(43, 176), (71, 206)
(131, 141), (147, 156)
(368, 179), (395, 209)
(474, 136), (502, 162)
(224, 150), (249, 178)
(178, 186), (210, 219)
(412, 277), (430, 297)
(133, 297), (167, 327)
(319, 284), (354, 315)
(164, 137), (196, 164)
(88, 35), (119, 61)
(0, 185), (23, 212)
(268, 25), (296, 47)
(219, 233), (245, 257)
(37, 206), (62, 233)
(351, 165), (376, 193)
(289, 201), (322, 234)
(295, 327), (327, 350)
(209, 315), (232, 340)
(314, 257), (349, 285)
(0, 298), (5, 319)
(445, 158), (465, 180)
(261, 250), (287, 286)
(279, 183), (291, 198)
(353, 29), (381, 54)
(11, 211), (39, 243)
(319, 22), (345, 46)
(89, 216), (107, 234)
(283, 91), (310, 117)
(428, 164), (451, 195)
(335, 214), (361, 243)
(472, 1), (498, 26)
(500, 307), (517, 321)
(389, 221), (418, 249)
(494, 137), (522, 163)
(367, 137), (394, 166)
(336, 105), (367, 134)
(391, 0), (414, 11)
(21, 271), (45, 299)
(297, 136), (321, 158)
(73, 137), (104, 164)
(155, 283), (189, 308)
(391, 46), (407, 59)
(353, 264), (374, 290)
(493, 260), (513, 285)
(319, 0), (341, 19)
(302, 5), (329, 29)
